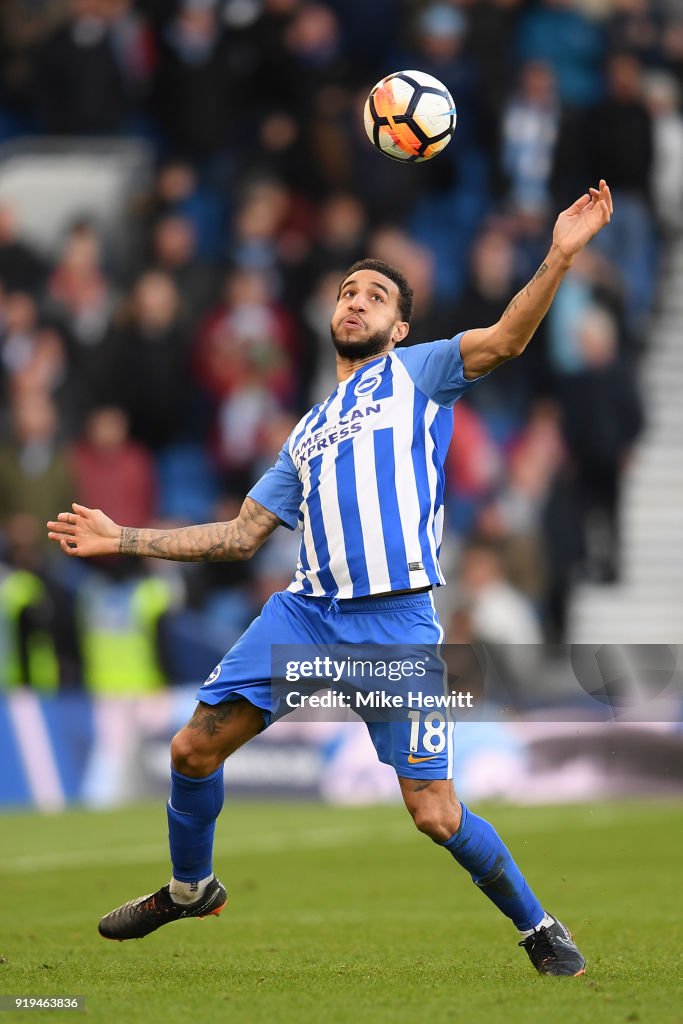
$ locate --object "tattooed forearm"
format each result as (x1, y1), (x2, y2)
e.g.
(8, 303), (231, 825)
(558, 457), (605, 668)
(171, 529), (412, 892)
(119, 527), (139, 555)
(531, 260), (549, 285)
(461, 247), (572, 376)
(502, 291), (522, 319)
(525, 260), (549, 297)
(116, 498), (281, 562)
(502, 261), (549, 320)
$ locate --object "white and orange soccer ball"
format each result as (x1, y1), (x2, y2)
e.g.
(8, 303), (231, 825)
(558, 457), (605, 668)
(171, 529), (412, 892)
(363, 70), (457, 163)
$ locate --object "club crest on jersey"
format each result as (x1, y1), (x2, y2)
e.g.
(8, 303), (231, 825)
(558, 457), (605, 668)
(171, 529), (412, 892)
(354, 373), (381, 397)
(203, 664), (221, 686)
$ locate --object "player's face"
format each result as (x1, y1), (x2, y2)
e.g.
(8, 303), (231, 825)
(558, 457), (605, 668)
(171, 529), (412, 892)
(331, 269), (407, 360)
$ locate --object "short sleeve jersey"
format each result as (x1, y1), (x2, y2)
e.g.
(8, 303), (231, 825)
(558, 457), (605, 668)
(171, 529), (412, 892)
(249, 334), (479, 598)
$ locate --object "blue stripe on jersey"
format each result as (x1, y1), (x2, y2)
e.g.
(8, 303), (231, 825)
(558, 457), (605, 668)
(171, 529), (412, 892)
(295, 532), (313, 594)
(429, 409), (452, 552)
(373, 427), (409, 590)
(429, 425), (443, 554)
(411, 389), (439, 581)
(305, 455), (338, 595)
(335, 438), (370, 596)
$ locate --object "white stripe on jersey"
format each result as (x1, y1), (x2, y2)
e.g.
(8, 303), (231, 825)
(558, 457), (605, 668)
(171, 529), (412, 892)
(355, 439), (391, 593)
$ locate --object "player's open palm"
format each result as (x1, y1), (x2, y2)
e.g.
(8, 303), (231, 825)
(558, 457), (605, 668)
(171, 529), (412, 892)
(553, 179), (613, 259)
(47, 503), (120, 557)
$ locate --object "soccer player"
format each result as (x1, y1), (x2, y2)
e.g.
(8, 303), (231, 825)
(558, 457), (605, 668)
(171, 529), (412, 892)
(47, 181), (613, 975)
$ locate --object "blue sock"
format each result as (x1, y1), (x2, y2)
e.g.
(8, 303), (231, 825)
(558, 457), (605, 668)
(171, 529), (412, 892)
(441, 803), (544, 931)
(167, 766), (224, 882)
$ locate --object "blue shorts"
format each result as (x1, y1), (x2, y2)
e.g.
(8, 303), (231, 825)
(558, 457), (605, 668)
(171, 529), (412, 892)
(196, 589), (454, 779)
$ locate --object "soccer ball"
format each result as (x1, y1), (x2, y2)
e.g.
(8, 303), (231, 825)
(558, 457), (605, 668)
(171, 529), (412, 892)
(363, 70), (456, 163)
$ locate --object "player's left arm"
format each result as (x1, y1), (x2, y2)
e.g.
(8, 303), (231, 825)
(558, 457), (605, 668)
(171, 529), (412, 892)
(460, 180), (613, 380)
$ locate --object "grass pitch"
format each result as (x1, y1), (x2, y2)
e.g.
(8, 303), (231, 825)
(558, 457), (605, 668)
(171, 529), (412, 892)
(0, 799), (680, 1024)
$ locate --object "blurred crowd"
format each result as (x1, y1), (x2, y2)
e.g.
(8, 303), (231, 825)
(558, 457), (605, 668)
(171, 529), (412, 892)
(0, 0), (679, 691)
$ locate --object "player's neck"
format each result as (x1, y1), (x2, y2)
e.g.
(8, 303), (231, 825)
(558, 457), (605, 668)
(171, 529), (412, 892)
(335, 350), (390, 383)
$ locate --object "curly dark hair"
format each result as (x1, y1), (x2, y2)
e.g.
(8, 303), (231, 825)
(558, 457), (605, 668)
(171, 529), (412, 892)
(339, 258), (414, 323)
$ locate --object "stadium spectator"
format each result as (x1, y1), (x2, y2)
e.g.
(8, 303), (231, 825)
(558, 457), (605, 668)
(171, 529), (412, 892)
(444, 399), (501, 536)
(502, 61), (560, 214)
(517, 0), (605, 109)
(1, 291), (42, 393)
(106, 0), (155, 103)
(279, 2), (350, 119)
(546, 246), (631, 373)
(70, 406), (157, 528)
(449, 540), (543, 644)
(607, 0), (662, 65)
(193, 267), (297, 483)
(154, 0), (236, 161)
(45, 219), (116, 349)
(0, 0), (69, 135)
(661, 15), (683, 91)
(307, 193), (368, 279)
(0, 202), (45, 292)
(33, 0), (132, 134)
(643, 70), (683, 231)
(586, 52), (656, 328)
(7, 325), (70, 422)
(0, 511), (82, 689)
(475, 399), (567, 608)
(556, 303), (644, 582)
(145, 159), (226, 262)
(587, 53), (653, 202)
(100, 270), (192, 451)
(149, 213), (219, 320)
(452, 227), (540, 443)
(0, 392), (74, 543)
(77, 566), (173, 695)
(466, 0), (525, 115)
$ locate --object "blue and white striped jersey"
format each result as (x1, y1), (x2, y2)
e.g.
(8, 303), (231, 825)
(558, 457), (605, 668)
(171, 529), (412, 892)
(248, 333), (479, 598)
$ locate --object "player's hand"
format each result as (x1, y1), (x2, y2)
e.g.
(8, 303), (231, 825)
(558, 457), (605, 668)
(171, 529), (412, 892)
(47, 503), (121, 557)
(552, 180), (613, 260)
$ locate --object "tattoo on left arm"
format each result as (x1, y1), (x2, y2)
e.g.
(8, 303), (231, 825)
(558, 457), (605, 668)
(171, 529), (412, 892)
(115, 499), (281, 562)
(502, 261), (549, 320)
(119, 527), (139, 555)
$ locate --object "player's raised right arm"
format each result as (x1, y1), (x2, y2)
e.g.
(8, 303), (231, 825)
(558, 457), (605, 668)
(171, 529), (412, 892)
(46, 498), (281, 562)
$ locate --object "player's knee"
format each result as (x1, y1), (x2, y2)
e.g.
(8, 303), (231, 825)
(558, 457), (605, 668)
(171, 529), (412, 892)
(170, 728), (222, 777)
(411, 809), (452, 842)
(409, 800), (461, 842)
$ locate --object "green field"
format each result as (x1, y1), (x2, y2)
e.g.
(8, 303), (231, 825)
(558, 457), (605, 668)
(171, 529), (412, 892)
(0, 800), (681, 1024)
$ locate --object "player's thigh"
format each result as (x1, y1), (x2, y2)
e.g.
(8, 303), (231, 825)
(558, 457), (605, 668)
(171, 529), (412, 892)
(173, 698), (266, 768)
